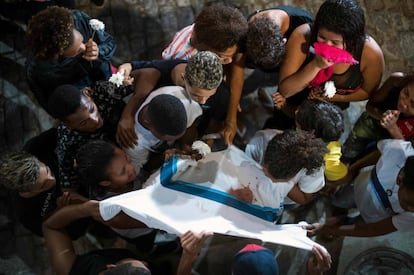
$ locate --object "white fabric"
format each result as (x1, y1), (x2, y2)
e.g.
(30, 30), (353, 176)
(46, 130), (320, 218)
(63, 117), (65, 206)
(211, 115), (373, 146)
(100, 146), (322, 251)
(126, 86), (202, 172)
(354, 139), (414, 231)
(245, 129), (325, 199)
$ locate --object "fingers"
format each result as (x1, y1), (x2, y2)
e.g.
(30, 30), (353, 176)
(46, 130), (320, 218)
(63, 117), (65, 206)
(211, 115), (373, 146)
(116, 124), (138, 149)
(83, 40), (99, 61)
(118, 63), (133, 77)
(312, 246), (332, 271)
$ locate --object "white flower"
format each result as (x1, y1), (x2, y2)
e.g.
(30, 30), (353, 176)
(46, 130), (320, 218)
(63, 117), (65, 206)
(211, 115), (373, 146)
(89, 19), (105, 31)
(109, 72), (124, 87)
(324, 81), (336, 98)
(191, 140), (211, 156)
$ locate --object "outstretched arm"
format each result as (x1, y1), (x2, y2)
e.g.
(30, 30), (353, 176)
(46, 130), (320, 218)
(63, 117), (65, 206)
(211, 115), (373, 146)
(42, 200), (101, 275)
(176, 230), (213, 275)
(305, 216), (397, 237)
(222, 53), (245, 145)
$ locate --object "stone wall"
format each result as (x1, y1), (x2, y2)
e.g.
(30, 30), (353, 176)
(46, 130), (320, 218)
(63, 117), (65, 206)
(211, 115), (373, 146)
(77, 0), (414, 79)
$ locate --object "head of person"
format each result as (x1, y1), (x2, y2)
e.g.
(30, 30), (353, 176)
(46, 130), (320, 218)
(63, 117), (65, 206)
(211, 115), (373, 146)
(397, 156), (414, 212)
(76, 140), (137, 198)
(311, 0), (365, 54)
(263, 129), (327, 181)
(26, 6), (86, 60)
(0, 152), (56, 198)
(192, 3), (248, 64)
(245, 17), (285, 70)
(183, 51), (223, 104)
(397, 79), (414, 116)
(48, 84), (103, 132)
(296, 99), (344, 142)
(232, 244), (279, 275)
(100, 258), (151, 275)
(143, 94), (188, 142)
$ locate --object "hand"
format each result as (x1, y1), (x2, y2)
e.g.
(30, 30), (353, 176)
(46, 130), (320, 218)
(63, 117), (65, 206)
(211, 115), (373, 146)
(123, 75), (134, 86)
(82, 39), (99, 61)
(272, 92), (286, 109)
(307, 246), (332, 275)
(322, 171), (354, 195)
(180, 230), (213, 258)
(303, 223), (325, 237)
(164, 148), (182, 161)
(118, 63), (133, 79)
(313, 54), (335, 69)
(56, 190), (88, 208)
(116, 115), (138, 148)
(308, 89), (329, 102)
(221, 121), (237, 145)
(229, 186), (253, 203)
(380, 110), (400, 130)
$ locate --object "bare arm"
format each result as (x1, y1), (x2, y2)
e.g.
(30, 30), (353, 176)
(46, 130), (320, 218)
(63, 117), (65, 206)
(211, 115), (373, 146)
(307, 216), (397, 237)
(42, 200), (101, 275)
(176, 231), (213, 275)
(278, 24), (326, 98)
(366, 72), (406, 120)
(330, 36), (384, 103)
(116, 67), (161, 148)
(287, 185), (315, 205)
(222, 53), (245, 145)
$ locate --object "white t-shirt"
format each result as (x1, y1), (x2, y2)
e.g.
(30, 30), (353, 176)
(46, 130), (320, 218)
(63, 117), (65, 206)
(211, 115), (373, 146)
(354, 139), (414, 231)
(245, 129), (325, 197)
(126, 86), (202, 172)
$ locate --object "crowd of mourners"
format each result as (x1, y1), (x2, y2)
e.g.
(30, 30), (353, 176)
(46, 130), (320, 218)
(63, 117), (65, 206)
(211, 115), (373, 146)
(1, 0), (413, 274)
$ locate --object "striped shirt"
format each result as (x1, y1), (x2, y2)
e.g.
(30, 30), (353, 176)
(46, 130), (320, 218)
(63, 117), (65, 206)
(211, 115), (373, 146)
(162, 24), (198, 60)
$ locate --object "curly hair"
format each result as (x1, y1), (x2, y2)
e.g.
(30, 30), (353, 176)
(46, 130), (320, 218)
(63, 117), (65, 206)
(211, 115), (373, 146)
(76, 140), (116, 197)
(26, 6), (74, 59)
(185, 51), (223, 90)
(0, 152), (40, 193)
(296, 99), (344, 142)
(193, 3), (248, 52)
(245, 17), (285, 69)
(147, 94), (187, 137)
(264, 130), (327, 179)
(48, 84), (81, 120)
(311, 0), (366, 55)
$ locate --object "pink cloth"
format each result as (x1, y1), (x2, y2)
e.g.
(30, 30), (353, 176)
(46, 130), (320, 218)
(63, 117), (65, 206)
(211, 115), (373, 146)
(309, 42), (359, 88)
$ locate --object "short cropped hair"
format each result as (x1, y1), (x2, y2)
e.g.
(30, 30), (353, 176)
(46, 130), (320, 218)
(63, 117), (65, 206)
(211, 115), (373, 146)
(245, 17), (285, 69)
(185, 51), (223, 90)
(264, 130), (327, 179)
(311, 0), (366, 55)
(48, 84), (82, 120)
(296, 99), (344, 142)
(76, 140), (116, 197)
(147, 94), (187, 136)
(194, 4), (248, 52)
(0, 152), (40, 192)
(26, 6), (74, 59)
